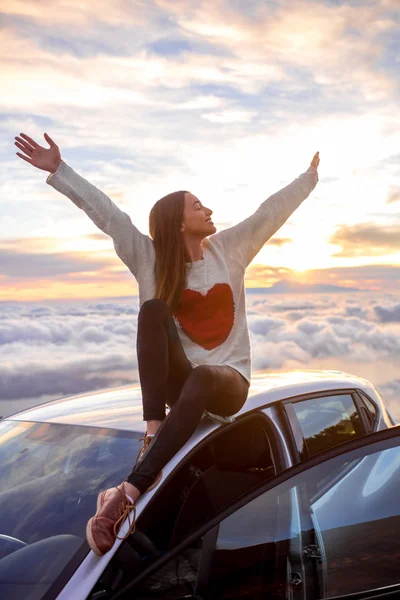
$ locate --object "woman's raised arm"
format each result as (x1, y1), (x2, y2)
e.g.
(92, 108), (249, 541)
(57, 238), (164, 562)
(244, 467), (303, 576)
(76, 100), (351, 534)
(212, 152), (320, 269)
(15, 132), (154, 280)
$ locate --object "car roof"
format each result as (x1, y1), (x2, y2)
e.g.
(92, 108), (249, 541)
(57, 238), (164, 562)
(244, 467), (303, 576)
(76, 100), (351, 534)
(7, 369), (378, 432)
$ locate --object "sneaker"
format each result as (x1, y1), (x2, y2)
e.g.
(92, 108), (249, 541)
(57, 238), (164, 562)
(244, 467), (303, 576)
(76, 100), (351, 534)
(86, 483), (136, 556)
(135, 434), (163, 493)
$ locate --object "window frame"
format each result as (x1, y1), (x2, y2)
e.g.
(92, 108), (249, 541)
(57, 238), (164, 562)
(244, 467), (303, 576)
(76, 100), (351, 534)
(281, 388), (372, 462)
(111, 425), (400, 599)
(355, 389), (379, 432)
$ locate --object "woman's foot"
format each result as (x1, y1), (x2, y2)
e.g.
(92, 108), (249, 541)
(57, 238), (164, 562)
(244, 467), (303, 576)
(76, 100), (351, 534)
(86, 482), (136, 556)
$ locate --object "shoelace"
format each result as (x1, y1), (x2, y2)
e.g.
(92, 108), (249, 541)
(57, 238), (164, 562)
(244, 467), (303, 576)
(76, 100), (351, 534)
(135, 434), (153, 463)
(113, 487), (137, 540)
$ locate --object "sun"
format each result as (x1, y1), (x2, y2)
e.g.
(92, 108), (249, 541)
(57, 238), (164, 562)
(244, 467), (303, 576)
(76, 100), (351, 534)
(289, 266), (311, 282)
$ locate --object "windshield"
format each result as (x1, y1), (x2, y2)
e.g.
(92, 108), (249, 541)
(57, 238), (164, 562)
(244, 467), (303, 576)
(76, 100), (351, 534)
(0, 419), (144, 600)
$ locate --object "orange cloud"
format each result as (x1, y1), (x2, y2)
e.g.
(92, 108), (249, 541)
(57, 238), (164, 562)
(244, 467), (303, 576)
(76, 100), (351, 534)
(0, 279), (138, 302)
(330, 223), (400, 257)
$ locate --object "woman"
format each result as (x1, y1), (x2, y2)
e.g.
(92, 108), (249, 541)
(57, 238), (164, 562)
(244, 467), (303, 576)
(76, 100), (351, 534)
(14, 132), (320, 556)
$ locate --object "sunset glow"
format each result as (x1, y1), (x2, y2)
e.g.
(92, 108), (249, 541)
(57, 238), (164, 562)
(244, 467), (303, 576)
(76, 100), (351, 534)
(1, 0), (399, 301)
(1, 1), (399, 418)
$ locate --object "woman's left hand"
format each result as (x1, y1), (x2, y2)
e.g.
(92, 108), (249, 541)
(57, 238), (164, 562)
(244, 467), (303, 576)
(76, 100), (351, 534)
(310, 151), (320, 169)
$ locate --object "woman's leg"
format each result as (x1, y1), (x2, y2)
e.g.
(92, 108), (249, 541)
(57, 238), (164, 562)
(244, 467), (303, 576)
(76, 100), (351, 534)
(86, 298), (193, 556)
(125, 364), (249, 494)
(136, 298), (193, 424)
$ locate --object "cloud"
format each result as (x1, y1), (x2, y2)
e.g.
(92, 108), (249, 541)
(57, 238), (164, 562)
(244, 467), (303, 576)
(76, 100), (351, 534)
(265, 237), (292, 247)
(0, 299), (139, 405)
(387, 188), (400, 204)
(245, 263), (400, 292)
(0, 235), (139, 301)
(0, 241), (115, 278)
(1, 0), (399, 403)
(1, 0), (151, 27)
(2, 233), (399, 297)
(0, 292), (399, 425)
(2, 0), (400, 289)
(154, 0), (398, 102)
(201, 109), (258, 123)
(329, 223), (400, 257)
(2, 0), (398, 113)
(374, 302), (400, 323)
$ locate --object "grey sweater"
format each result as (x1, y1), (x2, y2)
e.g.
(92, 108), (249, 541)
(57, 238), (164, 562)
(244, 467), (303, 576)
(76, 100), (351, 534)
(46, 161), (318, 382)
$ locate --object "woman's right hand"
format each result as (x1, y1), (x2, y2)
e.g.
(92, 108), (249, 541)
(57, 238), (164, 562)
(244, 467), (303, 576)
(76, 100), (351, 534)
(15, 132), (62, 174)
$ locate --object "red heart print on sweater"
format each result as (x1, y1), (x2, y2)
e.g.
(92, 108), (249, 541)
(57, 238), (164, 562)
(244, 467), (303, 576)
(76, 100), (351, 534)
(174, 283), (235, 350)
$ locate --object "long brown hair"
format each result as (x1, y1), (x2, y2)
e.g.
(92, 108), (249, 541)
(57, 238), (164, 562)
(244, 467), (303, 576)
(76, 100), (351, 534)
(149, 190), (190, 313)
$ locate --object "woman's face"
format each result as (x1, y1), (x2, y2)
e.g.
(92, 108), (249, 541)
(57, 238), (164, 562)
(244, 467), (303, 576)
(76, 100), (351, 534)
(181, 192), (217, 238)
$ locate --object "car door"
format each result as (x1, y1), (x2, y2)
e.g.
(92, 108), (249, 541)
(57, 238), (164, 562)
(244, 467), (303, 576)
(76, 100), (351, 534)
(309, 443), (400, 597)
(109, 425), (400, 600)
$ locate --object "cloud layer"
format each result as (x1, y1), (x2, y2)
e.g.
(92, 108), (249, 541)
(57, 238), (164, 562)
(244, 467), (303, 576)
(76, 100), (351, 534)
(1, 291), (399, 420)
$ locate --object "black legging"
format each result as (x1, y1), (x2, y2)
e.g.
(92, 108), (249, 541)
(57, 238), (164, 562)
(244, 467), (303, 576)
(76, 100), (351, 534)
(125, 299), (249, 493)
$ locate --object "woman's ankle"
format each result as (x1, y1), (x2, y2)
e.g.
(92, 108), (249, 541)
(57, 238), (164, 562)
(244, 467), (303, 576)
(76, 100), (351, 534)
(146, 419), (162, 436)
(123, 481), (141, 503)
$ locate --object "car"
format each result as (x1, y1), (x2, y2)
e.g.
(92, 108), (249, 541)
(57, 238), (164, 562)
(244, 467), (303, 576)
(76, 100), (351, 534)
(0, 369), (398, 600)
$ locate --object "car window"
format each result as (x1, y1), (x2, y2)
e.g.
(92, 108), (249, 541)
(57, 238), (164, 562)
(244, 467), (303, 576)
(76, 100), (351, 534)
(116, 430), (400, 600)
(291, 394), (363, 458)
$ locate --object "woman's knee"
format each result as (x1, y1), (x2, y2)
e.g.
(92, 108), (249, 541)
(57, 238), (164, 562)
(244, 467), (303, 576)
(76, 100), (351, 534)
(187, 365), (217, 394)
(188, 365), (247, 398)
(138, 298), (170, 323)
(192, 364), (215, 378)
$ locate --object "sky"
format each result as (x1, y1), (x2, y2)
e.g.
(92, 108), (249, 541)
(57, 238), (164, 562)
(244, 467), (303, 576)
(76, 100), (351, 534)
(0, 0), (399, 417)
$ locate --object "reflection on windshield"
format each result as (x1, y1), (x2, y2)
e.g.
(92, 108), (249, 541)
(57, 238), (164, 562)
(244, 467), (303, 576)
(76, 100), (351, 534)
(0, 420), (142, 600)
